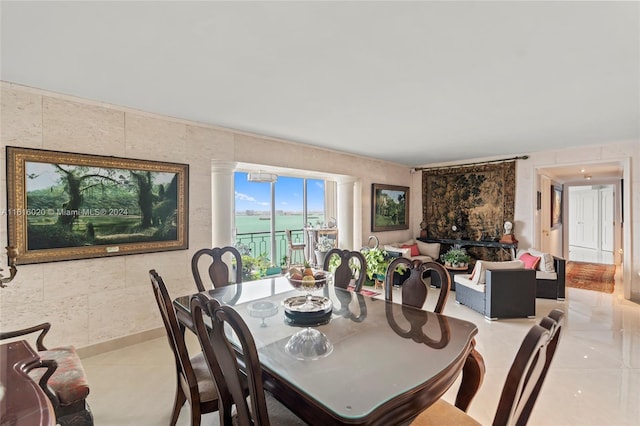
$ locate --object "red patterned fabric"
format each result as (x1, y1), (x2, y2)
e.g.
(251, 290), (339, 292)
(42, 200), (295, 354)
(29, 345), (90, 404)
(401, 244), (420, 257)
(519, 253), (541, 270)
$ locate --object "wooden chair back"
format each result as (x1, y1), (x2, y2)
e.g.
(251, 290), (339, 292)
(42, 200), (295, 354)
(516, 309), (565, 425)
(411, 309), (564, 426)
(323, 248), (367, 291)
(205, 300), (272, 426)
(493, 309), (565, 426)
(191, 246), (243, 292)
(190, 294), (235, 426)
(150, 269), (216, 425)
(384, 258), (450, 313)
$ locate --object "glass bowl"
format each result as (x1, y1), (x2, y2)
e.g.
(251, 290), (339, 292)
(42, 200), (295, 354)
(285, 267), (332, 292)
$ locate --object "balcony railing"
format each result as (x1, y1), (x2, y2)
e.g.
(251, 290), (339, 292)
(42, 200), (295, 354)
(235, 229), (306, 265)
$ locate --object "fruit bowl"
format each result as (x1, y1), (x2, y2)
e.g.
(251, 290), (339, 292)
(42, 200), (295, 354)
(285, 267), (331, 291)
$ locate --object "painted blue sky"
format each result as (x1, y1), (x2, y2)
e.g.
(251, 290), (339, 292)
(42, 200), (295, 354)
(234, 172), (324, 212)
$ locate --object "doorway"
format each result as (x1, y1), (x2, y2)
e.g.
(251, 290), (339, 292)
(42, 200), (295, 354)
(567, 184), (615, 265)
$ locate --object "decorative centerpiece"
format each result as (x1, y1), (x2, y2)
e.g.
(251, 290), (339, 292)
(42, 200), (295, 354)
(285, 327), (333, 360)
(284, 263), (333, 323)
(441, 245), (471, 269)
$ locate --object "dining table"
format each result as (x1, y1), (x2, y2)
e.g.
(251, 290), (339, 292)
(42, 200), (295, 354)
(173, 276), (485, 426)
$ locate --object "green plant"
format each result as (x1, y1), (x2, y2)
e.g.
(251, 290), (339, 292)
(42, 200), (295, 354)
(441, 246), (470, 266)
(241, 253), (270, 280)
(362, 247), (388, 280)
(361, 247), (406, 281)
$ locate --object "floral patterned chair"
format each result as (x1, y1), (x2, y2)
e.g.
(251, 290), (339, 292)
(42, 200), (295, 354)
(0, 322), (93, 425)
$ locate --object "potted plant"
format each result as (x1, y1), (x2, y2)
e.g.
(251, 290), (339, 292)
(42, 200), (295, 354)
(361, 247), (407, 287)
(240, 253), (270, 281)
(441, 245), (471, 268)
(315, 236), (334, 267)
(280, 255), (289, 273)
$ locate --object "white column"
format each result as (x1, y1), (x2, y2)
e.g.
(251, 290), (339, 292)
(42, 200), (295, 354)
(353, 179), (362, 249)
(210, 160), (237, 247)
(337, 177), (357, 250)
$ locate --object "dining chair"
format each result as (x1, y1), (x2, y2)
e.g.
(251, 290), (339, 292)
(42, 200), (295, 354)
(191, 246), (243, 292)
(411, 309), (565, 426)
(193, 295), (306, 426)
(384, 258), (450, 313)
(285, 229), (306, 267)
(322, 248), (367, 291)
(0, 323), (93, 426)
(149, 269), (220, 426)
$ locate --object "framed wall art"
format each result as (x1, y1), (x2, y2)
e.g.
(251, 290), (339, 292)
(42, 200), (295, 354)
(6, 147), (189, 264)
(371, 183), (409, 232)
(551, 185), (563, 228)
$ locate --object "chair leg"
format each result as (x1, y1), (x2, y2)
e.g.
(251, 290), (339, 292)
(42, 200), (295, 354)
(170, 381), (186, 426)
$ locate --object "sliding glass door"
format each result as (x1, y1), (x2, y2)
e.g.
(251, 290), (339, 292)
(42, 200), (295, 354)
(234, 172), (326, 266)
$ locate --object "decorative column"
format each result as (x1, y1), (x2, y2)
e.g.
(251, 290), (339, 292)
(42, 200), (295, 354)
(210, 160), (237, 247)
(337, 176), (357, 250)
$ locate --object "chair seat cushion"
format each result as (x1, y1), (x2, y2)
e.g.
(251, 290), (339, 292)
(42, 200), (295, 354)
(411, 399), (481, 426)
(29, 346), (90, 405)
(190, 352), (219, 403)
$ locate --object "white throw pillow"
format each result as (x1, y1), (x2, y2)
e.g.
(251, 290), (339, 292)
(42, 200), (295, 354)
(416, 241), (441, 260)
(527, 249), (555, 273)
(384, 245), (410, 259)
(470, 260), (526, 285)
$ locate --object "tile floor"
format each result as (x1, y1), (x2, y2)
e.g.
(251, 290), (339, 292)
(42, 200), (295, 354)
(568, 246), (615, 264)
(82, 269), (639, 425)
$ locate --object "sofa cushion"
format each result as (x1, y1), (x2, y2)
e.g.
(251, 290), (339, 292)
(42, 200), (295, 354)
(402, 243), (420, 257)
(416, 241), (441, 260)
(536, 270), (558, 281)
(412, 255), (434, 262)
(384, 244), (410, 258)
(470, 260), (525, 285)
(527, 249), (555, 273)
(519, 252), (541, 270)
(454, 274), (486, 292)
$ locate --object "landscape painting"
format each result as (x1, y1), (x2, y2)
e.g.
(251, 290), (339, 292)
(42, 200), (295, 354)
(6, 147), (188, 264)
(371, 184), (409, 232)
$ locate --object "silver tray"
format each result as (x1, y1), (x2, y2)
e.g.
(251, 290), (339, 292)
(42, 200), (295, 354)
(282, 295), (332, 314)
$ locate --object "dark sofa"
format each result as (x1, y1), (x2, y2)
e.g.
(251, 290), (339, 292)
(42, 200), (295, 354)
(535, 256), (566, 300)
(454, 269), (537, 320)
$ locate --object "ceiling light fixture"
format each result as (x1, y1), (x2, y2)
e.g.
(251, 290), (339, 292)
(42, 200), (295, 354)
(584, 174), (592, 180)
(247, 171), (278, 183)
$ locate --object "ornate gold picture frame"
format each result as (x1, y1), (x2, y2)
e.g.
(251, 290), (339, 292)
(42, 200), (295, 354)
(6, 147), (189, 264)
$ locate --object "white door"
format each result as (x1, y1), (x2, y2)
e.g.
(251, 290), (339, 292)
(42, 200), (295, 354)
(573, 189), (599, 249)
(601, 187), (614, 252)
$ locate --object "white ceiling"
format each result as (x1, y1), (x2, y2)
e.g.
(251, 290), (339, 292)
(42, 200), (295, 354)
(1, 1), (638, 171)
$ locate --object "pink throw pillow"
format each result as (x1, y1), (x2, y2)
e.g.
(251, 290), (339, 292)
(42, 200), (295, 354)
(519, 252), (541, 270)
(402, 244), (420, 257)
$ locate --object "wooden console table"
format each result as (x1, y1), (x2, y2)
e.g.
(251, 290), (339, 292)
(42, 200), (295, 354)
(418, 237), (517, 260)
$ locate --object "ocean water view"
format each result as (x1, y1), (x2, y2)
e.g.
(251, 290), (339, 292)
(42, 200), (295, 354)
(234, 213), (325, 263)
(235, 213), (325, 234)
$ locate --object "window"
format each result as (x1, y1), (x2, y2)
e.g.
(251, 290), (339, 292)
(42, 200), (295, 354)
(234, 172), (327, 267)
